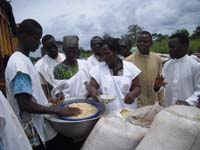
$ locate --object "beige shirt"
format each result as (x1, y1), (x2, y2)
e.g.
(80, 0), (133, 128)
(126, 51), (164, 107)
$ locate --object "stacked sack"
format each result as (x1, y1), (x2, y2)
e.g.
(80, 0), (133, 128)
(81, 103), (164, 150)
(136, 105), (200, 150)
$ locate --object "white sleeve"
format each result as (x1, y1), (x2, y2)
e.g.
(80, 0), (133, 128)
(89, 64), (101, 84)
(124, 61), (141, 79)
(186, 62), (200, 106)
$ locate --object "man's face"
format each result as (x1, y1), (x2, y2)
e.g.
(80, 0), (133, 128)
(24, 28), (42, 52)
(91, 38), (102, 56)
(63, 47), (79, 61)
(44, 37), (58, 59)
(136, 34), (152, 55)
(168, 38), (187, 59)
(119, 39), (132, 57)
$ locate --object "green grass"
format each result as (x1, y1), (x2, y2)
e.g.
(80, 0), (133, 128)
(189, 39), (200, 53)
(151, 40), (168, 53)
(151, 38), (200, 54)
(80, 51), (93, 59)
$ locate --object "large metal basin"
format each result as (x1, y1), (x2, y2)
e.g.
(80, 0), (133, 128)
(44, 97), (107, 140)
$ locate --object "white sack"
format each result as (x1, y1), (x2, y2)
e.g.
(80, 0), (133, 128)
(136, 105), (200, 150)
(81, 110), (147, 150)
(129, 102), (164, 127)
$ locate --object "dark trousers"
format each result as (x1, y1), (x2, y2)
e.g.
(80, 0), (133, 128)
(33, 134), (84, 150)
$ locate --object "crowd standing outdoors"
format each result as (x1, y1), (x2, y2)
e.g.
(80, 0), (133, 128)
(0, 16), (200, 150)
(154, 33), (200, 107)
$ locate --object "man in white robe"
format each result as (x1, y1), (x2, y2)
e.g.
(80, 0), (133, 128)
(52, 35), (90, 99)
(52, 59), (90, 98)
(87, 36), (103, 70)
(5, 19), (81, 149)
(161, 33), (200, 107)
(35, 35), (65, 98)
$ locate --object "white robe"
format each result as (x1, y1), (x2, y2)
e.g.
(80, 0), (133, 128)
(90, 61), (141, 112)
(0, 91), (32, 150)
(5, 52), (57, 144)
(87, 54), (101, 71)
(52, 59), (90, 98)
(35, 53), (65, 87)
(163, 55), (200, 106)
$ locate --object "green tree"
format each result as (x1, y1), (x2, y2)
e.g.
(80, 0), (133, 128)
(191, 25), (200, 39)
(152, 33), (168, 42)
(171, 28), (189, 37)
(128, 24), (143, 45)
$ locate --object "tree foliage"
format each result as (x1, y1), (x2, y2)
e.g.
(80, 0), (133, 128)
(128, 24), (143, 45)
(152, 33), (168, 42)
(191, 25), (200, 39)
(171, 28), (189, 37)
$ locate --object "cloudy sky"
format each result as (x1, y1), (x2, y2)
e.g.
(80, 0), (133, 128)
(11, 0), (200, 50)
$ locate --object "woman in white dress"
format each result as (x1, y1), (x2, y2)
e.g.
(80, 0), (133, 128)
(87, 37), (141, 113)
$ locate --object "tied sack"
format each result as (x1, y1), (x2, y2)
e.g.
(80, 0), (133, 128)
(136, 105), (200, 150)
(81, 109), (147, 150)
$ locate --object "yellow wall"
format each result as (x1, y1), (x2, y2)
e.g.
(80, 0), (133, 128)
(0, 6), (18, 57)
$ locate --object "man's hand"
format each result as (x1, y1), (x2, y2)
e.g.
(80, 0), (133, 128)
(154, 75), (167, 91)
(154, 75), (167, 87)
(59, 106), (82, 116)
(124, 92), (136, 104)
(176, 100), (190, 106)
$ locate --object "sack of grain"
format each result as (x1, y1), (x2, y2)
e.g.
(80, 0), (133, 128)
(81, 109), (147, 150)
(129, 102), (164, 128)
(136, 105), (200, 150)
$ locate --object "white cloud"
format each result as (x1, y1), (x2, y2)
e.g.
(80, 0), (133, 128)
(11, 0), (200, 49)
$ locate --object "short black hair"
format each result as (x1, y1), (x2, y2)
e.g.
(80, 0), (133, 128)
(18, 19), (42, 37)
(119, 37), (132, 46)
(90, 36), (102, 46)
(136, 31), (152, 40)
(101, 36), (119, 53)
(169, 32), (189, 49)
(42, 34), (54, 45)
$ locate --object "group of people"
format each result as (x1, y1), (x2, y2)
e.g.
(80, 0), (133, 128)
(1, 18), (200, 150)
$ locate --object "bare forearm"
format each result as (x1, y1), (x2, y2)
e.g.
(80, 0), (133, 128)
(130, 87), (141, 98)
(16, 93), (61, 115)
(130, 76), (141, 97)
(22, 100), (61, 115)
(124, 86), (141, 104)
(88, 78), (99, 97)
